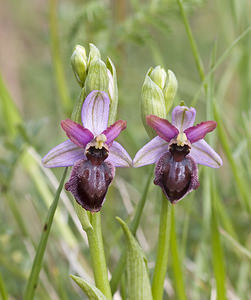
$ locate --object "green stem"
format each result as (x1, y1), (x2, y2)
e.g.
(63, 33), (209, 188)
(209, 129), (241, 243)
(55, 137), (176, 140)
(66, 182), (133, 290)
(170, 206), (187, 300)
(24, 168), (68, 300)
(152, 194), (171, 300)
(110, 166), (153, 294)
(49, 0), (71, 115)
(86, 213), (112, 300)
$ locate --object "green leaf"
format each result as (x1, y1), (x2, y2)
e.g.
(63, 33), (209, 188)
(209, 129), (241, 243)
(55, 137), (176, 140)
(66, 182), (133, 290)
(116, 217), (153, 300)
(70, 275), (107, 300)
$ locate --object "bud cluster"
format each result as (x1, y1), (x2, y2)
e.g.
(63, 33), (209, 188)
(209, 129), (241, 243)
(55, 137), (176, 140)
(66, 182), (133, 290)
(71, 43), (118, 125)
(141, 66), (178, 137)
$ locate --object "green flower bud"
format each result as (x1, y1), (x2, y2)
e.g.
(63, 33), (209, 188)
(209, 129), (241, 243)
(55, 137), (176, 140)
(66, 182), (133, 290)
(141, 68), (166, 138)
(149, 65), (167, 90)
(87, 43), (101, 67)
(164, 69), (178, 114)
(71, 45), (87, 87)
(71, 43), (119, 125)
(106, 57), (118, 125)
(84, 58), (109, 96)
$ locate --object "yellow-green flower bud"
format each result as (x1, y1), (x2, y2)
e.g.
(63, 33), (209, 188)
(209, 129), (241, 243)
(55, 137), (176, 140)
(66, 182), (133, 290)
(141, 68), (166, 138)
(106, 57), (118, 125)
(87, 43), (101, 67)
(164, 69), (178, 114)
(149, 65), (167, 90)
(71, 45), (87, 87)
(84, 58), (109, 96)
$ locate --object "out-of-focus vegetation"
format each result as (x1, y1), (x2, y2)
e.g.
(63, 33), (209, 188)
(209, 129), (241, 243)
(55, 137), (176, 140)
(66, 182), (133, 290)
(0, 0), (251, 299)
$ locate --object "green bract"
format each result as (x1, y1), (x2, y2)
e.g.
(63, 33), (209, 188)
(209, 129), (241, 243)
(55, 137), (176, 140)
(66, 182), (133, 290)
(116, 217), (153, 300)
(70, 275), (108, 300)
(71, 45), (88, 87)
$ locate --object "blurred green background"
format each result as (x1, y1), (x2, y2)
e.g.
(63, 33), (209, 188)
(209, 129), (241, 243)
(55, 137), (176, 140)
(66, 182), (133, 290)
(0, 0), (251, 299)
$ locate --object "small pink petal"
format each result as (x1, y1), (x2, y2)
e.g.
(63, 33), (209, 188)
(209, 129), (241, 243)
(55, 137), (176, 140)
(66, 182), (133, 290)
(184, 121), (217, 143)
(172, 106), (196, 131)
(102, 120), (127, 145)
(81, 90), (110, 135)
(146, 115), (179, 142)
(42, 140), (86, 168)
(61, 119), (94, 148)
(190, 139), (223, 168)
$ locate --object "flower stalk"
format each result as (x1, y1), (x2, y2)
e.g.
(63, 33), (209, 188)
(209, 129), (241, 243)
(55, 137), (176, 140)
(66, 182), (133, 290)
(86, 213), (112, 300)
(152, 194), (171, 300)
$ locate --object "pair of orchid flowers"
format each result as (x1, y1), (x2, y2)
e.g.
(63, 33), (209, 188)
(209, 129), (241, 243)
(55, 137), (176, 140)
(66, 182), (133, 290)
(42, 90), (222, 212)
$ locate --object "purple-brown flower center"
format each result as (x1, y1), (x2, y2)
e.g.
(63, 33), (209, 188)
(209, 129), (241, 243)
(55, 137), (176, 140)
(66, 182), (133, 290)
(86, 146), (109, 166)
(169, 143), (190, 162)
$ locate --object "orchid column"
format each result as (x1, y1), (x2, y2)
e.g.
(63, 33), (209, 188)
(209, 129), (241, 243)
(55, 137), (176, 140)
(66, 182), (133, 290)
(42, 44), (132, 299)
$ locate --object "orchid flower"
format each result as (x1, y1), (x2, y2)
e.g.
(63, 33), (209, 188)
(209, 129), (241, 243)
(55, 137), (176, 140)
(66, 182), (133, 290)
(42, 90), (132, 212)
(133, 106), (223, 203)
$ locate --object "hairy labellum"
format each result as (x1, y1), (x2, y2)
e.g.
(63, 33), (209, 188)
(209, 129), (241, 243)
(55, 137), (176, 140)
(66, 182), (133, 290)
(154, 147), (199, 203)
(65, 146), (115, 212)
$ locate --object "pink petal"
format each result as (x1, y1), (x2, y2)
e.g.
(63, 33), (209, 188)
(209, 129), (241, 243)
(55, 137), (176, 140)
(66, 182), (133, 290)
(190, 139), (223, 168)
(42, 140), (86, 168)
(61, 119), (94, 148)
(133, 136), (169, 167)
(184, 121), (217, 143)
(146, 115), (179, 142)
(106, 141), (132, 167)
(102, 120), (127, 145)
(81, 90), (110, 135)
(172, 106), (196, 131)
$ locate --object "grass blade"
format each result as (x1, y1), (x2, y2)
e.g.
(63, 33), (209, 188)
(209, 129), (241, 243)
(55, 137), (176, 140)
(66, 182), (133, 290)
(211, 184), (226, 300)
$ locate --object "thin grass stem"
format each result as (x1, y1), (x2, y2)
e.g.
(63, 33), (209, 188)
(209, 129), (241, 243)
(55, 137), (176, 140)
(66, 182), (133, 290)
(192, 26), (251, 106)
(49, 0), (72, 115)
(176, 0), (206, 84)
(24, 167), (68, 300)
